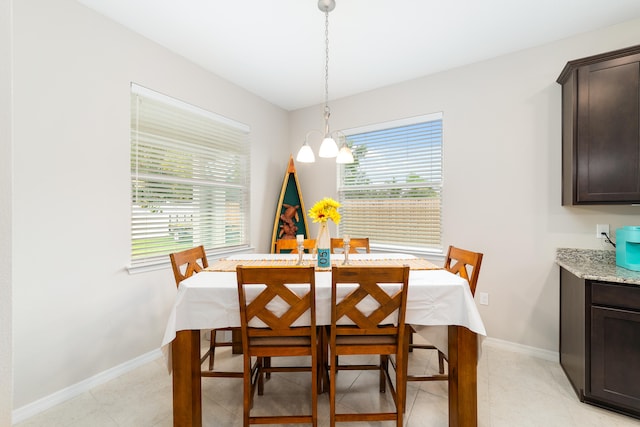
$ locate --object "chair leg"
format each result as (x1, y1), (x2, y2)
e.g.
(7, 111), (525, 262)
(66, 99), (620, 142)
(402, 328), (411, 414)
(312, 350), (318, 427)
(438, 350), (446, 374)
(319, 327), (329, 394)
(243, 355), (252, 427)
(380, 355), (387, 393)
(257, 357), (265, 396)
(396, 351), (404, 427)
(232, 328), (243, 354)
(264, 355), (271, 380)
(329, 351), (337, 427)
(209, 329), (216, 371)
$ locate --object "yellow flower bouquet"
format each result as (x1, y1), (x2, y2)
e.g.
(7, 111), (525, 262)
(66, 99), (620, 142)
(309, 197), (340, 269)
(308, 197), (341, 224)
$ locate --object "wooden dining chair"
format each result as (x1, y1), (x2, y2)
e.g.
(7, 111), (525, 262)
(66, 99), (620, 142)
(236, 265), (318, 427)
(330, 237), (370, 254)
(329, 238), (370, 368)
(406, 245), (484, 382)
(329, 265), (410, 427)
(169, 246), (242, 379)
(274, 238), (316, 254)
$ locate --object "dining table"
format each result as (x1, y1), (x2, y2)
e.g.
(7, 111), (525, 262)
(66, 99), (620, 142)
(161, 253), (486, 427)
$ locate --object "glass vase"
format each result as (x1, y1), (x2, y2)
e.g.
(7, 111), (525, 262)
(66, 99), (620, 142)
(316, 222), (331, 270)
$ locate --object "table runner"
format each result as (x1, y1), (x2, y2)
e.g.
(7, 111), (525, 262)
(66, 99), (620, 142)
(206, 257), (440, 271)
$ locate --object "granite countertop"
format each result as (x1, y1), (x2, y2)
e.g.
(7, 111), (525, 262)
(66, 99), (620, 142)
(556, 248), (640, 285)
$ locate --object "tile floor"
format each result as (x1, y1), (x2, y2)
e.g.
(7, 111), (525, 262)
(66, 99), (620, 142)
(14, 339), (640, 427)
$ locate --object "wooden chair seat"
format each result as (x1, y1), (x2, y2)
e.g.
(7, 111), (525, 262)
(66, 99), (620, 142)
(249, 335), (312, 347)
(169, 246), (242, 379)
(336, 334), (397, 346)
(329, 265), (409, 427)
(236, 265), (318, 427)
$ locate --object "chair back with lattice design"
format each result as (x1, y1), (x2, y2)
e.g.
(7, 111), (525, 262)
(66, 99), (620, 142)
(330, 237), (370, 254)
(444, 246), (483, 296)
(236, 266), (316, 355)
(330, 265), (409, 354)
(274, 239), (316, 254)
(169, 246), (208, 287)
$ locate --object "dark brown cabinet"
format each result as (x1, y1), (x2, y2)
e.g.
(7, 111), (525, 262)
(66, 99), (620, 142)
(557, 45), (640, 205)
(560, 267), (640, 419)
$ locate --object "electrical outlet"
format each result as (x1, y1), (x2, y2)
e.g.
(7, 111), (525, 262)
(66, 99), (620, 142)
(479, 292), (489, 306)
(596, 224), (610, 239)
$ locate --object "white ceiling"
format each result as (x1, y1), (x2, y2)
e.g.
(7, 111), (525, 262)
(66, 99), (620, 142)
(77, 0), (640, 111)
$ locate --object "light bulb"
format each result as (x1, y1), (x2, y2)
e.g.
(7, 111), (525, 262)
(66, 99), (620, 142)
(296, 143), (316, 163)
(336, 145), (354, 164)
(318, 137), (338, 158)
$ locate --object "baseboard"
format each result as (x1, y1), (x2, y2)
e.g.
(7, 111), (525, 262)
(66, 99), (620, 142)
(482, 337), (559, 363)
(12, 349), (162, 424)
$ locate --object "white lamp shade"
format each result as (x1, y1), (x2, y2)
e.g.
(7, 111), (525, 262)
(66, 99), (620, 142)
(296, 143), (316, 163)
(318, 137), (339, 158)
(336, 145), (354, 164)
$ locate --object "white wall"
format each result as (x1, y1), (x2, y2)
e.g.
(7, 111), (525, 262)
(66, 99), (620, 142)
(10, 0), (640, 417)
(1, 0), (13, 424)
(11, 0), (289, 410)
(290, 19), (640, 352)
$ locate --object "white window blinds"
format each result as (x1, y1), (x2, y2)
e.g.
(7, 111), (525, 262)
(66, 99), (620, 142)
(130, 84), (250, 269)
(338, 113), (443, 253)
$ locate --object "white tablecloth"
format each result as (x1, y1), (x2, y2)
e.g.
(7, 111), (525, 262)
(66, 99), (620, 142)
(161, 253), (486, 367)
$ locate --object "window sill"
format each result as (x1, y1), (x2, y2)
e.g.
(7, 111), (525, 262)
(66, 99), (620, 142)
(370, 244), (444, 264)
(126, 246), (256, 275)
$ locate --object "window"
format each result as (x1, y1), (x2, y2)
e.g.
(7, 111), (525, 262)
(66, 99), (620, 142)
(338, 113), (443, 253)
(130, 84), (250, 270)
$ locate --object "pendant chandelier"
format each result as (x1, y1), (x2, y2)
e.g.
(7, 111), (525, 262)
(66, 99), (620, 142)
(296, 0), (354, 164)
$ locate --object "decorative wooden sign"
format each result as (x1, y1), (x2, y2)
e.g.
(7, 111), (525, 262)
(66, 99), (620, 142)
(270, 155), (309, 253)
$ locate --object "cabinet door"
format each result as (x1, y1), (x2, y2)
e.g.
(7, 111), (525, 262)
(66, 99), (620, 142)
(590, 305), (640, 412)
(559, 268), (586, 399)
(576, 54), (640, 203)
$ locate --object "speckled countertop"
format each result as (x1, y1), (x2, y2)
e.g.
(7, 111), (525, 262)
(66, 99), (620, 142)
(556, 248), (640, 285)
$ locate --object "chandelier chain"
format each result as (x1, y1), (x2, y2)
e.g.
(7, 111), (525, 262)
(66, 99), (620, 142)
(296, 0), (353, 164)
(324, 9), (330, 113)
